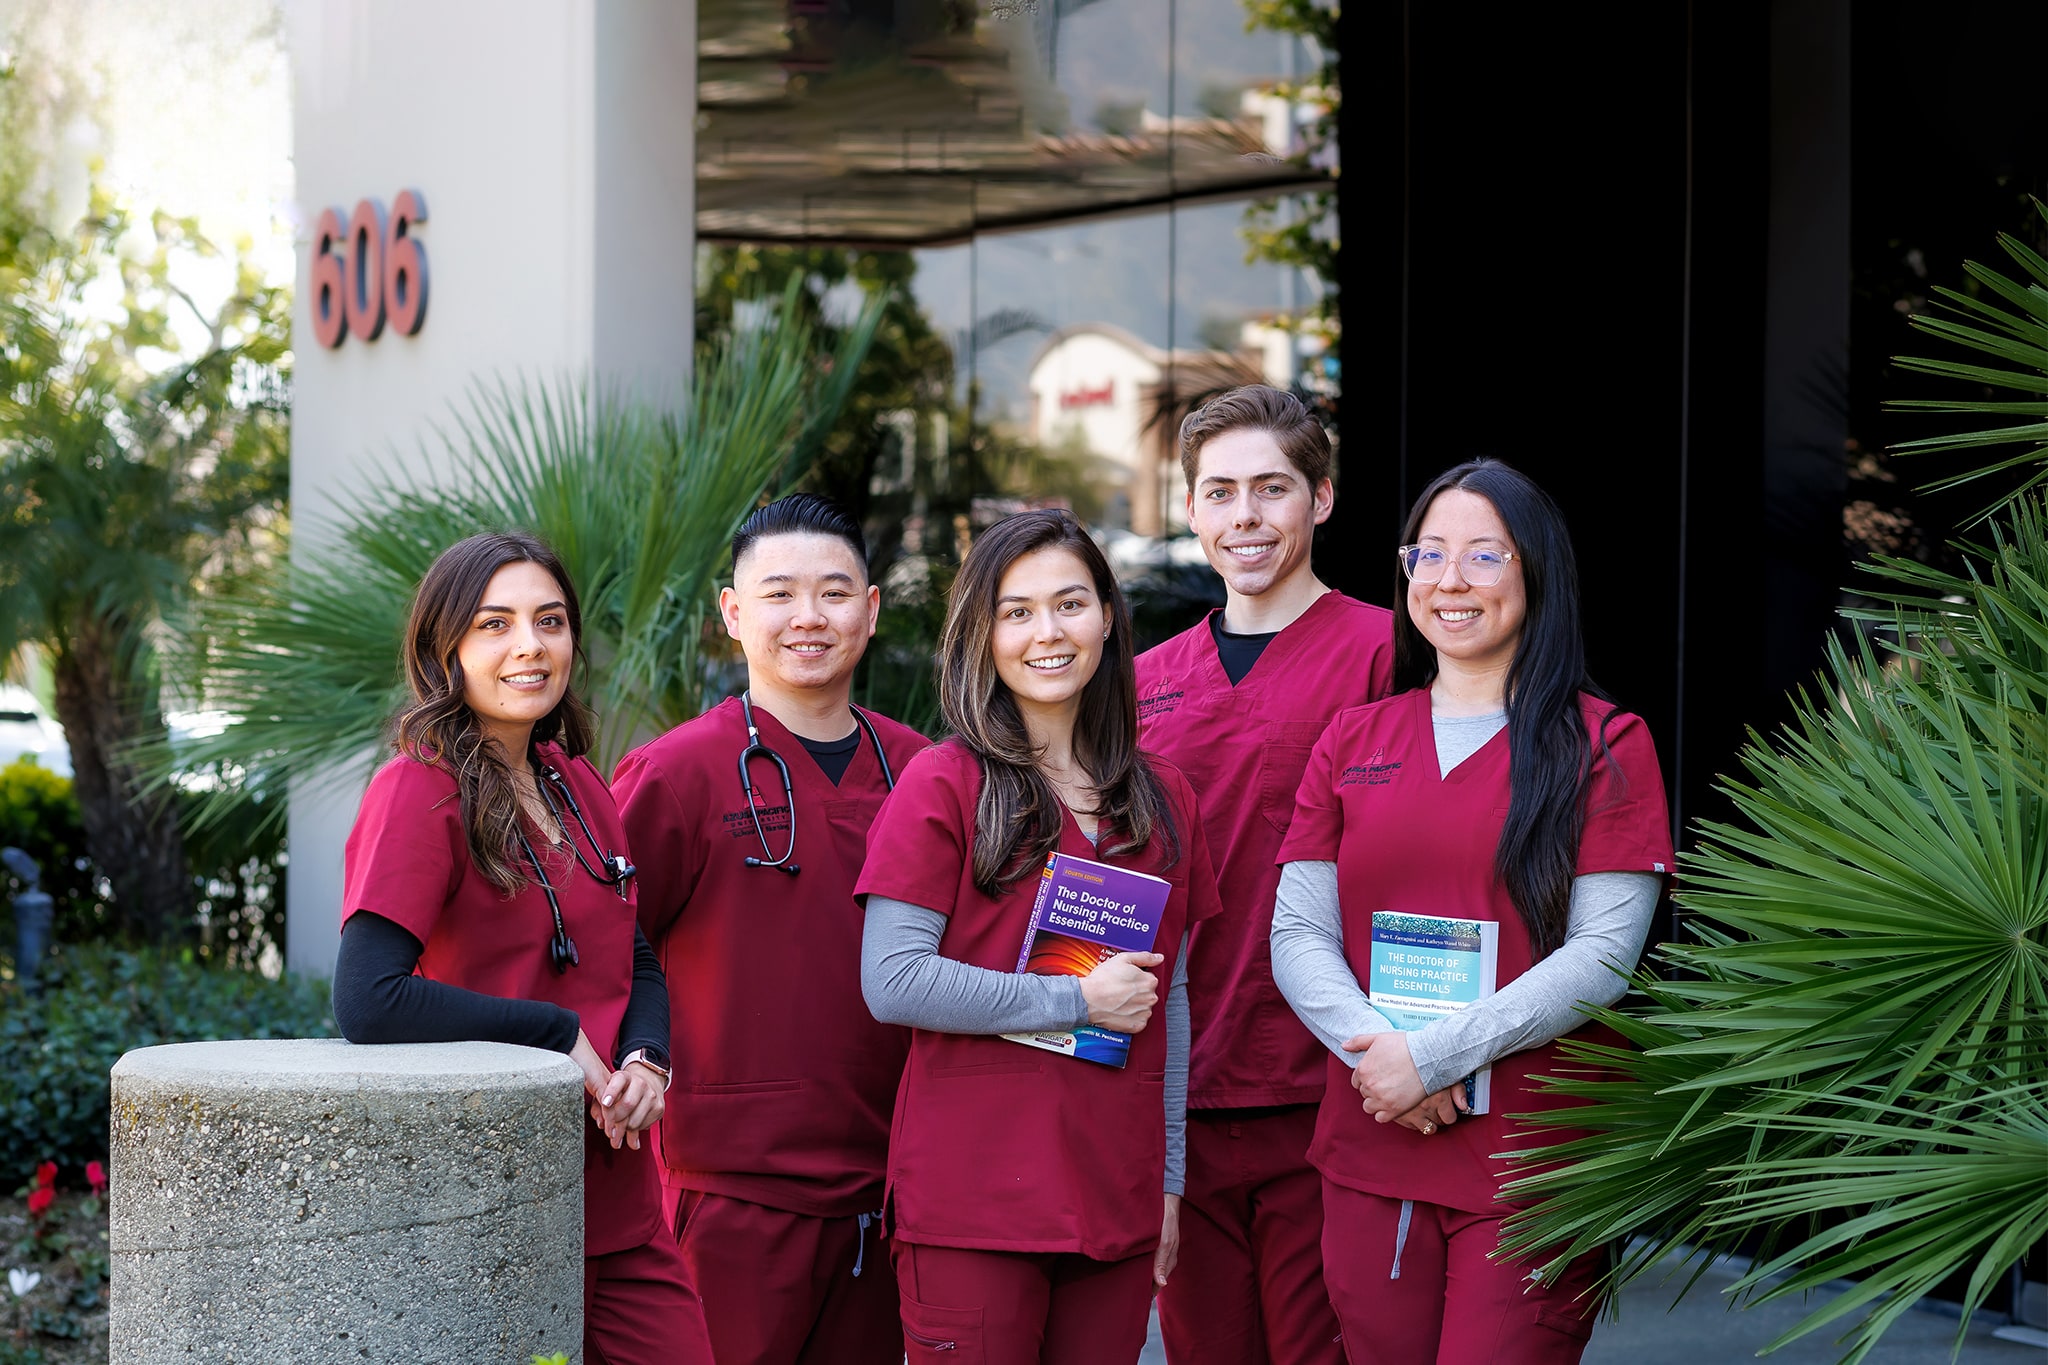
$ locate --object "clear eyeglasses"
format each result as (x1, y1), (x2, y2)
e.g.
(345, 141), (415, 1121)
(1396, 545), (1520, 586)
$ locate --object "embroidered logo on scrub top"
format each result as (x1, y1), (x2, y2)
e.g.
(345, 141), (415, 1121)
(721, 805), (791, 838)
(1338, 751), (1403, 788)
(1138, 687), (1184, 720)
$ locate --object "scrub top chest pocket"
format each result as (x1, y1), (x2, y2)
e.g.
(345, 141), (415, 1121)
(1257, 719), (1335, 834)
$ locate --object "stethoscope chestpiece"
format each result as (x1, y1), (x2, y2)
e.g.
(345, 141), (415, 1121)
(549, 928), (580, 974)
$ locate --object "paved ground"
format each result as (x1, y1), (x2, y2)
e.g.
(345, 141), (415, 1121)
(1581, 1256), (2041, 1364)
(1134, 1255), (2044, 1363)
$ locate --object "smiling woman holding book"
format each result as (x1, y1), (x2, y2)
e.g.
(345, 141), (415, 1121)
(856, 509), (1224, 1365)
(1269, 461), (1673, 1364)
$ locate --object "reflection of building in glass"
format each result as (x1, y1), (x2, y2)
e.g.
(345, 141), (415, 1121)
(1025, 323), (1266, 535)
(693, 0), (1332, 564)
(696, 0), (1321, 243)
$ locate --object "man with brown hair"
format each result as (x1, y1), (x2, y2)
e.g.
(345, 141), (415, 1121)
(1136, 384), (1395, 1365)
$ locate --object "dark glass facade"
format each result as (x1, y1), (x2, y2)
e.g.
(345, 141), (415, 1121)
(701, 0), (2048, 853)
(1331, 0), (2047, 860)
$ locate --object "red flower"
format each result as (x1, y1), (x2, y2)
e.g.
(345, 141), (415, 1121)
(33, 1162), (56, 1190)
(26, 1187), (53, 1217)
(85, 1160), (106, 1193)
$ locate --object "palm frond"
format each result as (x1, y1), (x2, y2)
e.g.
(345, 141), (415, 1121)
(1886, 208), (2048, 513)
(1501, 203), (2048, 1365)
(158, 287), (883, 829)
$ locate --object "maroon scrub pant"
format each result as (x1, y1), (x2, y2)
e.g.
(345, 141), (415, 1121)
(673, 1188), (903, 1365)
(1319, 1180), (1601, 1365)
(1157, 1105), (1342, 1365)
(584, 1228), (713, 1365)
(892, 1239), (1155, 1365)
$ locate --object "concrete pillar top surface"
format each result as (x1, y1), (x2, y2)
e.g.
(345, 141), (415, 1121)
(113, 1036), (580, 1091)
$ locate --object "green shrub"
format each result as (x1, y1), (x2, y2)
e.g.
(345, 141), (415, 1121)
(0, 944), (333, 1185)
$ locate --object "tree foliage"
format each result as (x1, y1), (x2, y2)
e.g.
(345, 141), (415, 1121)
(0, 172), (289, 940)
(1498, 210), (2048, 1363)
(1238, 0), (1338, 379)
(694, 245), (1118, 731)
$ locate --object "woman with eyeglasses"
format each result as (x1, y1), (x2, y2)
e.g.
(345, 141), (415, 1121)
(855, 509), (1225, 1365)
(1270, 460), (1672, 1364)
(332, 531), (711, 1365)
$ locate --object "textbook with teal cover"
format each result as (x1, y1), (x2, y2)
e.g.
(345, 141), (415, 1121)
(1367, 911), (1499, 1113)
(1002, 852), (1169, 1068)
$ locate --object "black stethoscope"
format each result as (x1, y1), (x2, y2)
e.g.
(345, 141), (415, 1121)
(516, 761), (635, 973)
(738, 690), (896, 876)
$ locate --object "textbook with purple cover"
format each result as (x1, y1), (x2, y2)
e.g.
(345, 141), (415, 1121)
(1002, 851), (1170, 1068)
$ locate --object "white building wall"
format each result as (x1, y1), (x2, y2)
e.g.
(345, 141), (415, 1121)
(283, 0), (696, 975)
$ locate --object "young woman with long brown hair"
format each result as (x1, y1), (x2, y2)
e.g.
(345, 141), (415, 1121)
(331, 531), (711, 1364)
(856, 509), (1224, 1365)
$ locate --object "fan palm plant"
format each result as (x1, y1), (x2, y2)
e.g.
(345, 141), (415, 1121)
(1496, 211), (2048, 1362)
(166, 282), (883, 833)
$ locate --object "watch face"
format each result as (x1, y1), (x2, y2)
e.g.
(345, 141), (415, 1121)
(637, 1047), (671, 1074)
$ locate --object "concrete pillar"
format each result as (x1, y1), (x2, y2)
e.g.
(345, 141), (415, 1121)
(110, 1039), (585, 1364)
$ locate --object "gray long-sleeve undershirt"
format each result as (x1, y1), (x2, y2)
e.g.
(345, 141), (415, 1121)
(1269, 710), (1661, 1095)
(862, 896), (1192, 1195)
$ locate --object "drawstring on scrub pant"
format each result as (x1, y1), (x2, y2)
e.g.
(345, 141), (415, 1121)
(853, 1208), (883, 1278)
(1389, 1200), (1414, 1280)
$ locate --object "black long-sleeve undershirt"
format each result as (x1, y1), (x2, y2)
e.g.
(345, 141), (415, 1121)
(332, 910), (670, 1066)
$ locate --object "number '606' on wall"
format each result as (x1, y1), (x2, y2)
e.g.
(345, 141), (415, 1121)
(310, 190), (428, 348)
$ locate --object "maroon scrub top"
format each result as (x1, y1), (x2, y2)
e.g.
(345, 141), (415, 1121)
(341, 742), (662, 1255)
(612, 695), (930, 1218)
(1277, 690), (1673, 1215)
(854, 739), (1226, 1261)
(1136, 591), (1395, 1107)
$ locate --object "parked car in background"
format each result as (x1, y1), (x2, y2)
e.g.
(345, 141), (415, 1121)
(0, 684), (71, 777)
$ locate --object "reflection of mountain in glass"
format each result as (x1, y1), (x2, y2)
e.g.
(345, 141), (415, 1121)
(697, 0), (1325, 244)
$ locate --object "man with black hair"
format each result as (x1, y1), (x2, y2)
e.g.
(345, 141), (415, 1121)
(614, 494), (928, 1365)
(1136, 386), (1395, 1365)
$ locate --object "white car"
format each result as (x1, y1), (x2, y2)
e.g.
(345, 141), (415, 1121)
(0, 684), (72, 778)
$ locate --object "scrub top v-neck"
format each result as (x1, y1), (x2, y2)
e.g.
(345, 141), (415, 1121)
(342, 743), (662, 1254)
